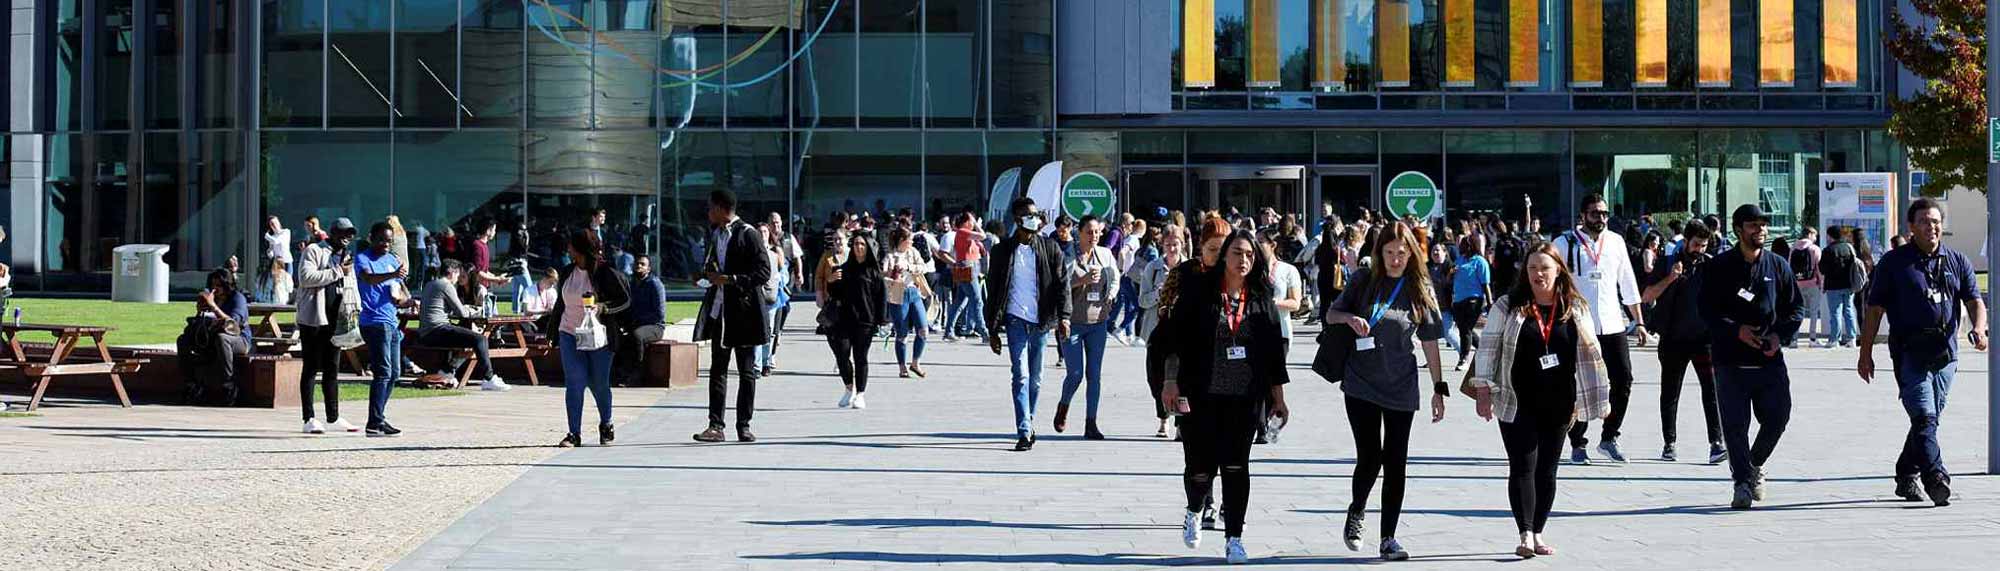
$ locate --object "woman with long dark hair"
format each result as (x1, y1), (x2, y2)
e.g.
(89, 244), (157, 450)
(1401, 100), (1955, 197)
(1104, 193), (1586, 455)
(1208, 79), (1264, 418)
(882, 227), (934, 378)
(1470, 241), (1611, 558)
(1159, 229), (1291, 565)
(1322, 221), (1447, 561)
(1451, 234), (1494, 371)
(550, 230), (631, 447)
(825, 234), (887, 409)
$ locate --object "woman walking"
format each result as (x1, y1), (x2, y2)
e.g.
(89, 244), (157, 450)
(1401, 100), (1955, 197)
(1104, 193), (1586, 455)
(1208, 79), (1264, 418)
(825, 234), (886, 408)
(551, 230), (631, 447)
(1322, 221), (1447, 561)
(882, 228), (934, 378)
(1056, 215), (1120, 439)
(759, 222), (791, 376)
(1135, 224), (1188, 437)
(1469, 242), (1612, 559)
(1451, 235), (1494, 371)
(1159, 229), (1291, 565)
(1150, 217), (1234, 532)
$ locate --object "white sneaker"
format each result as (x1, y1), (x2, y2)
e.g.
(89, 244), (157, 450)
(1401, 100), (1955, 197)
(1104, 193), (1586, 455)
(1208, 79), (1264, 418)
(1182, 510), (1203, 549)
(481, 377), (513, 392)
(328, 418), (361, 433)
(1225, 537), (1248, 564)
(851, 393), (867, 410)
(303, 418), (327, 434)
(838, 388), (855, 409)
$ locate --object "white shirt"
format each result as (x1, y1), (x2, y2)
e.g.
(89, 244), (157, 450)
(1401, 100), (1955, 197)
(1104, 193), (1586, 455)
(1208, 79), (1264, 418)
(1271, 262), (1302, 340)
(1552, 228), (1641, 334)
(1007, 242), (1040, 324)
(706, 218), (738, 319)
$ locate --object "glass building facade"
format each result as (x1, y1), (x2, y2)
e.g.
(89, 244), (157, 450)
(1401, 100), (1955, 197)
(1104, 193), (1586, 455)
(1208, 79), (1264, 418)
(1, 0), (1898, 294)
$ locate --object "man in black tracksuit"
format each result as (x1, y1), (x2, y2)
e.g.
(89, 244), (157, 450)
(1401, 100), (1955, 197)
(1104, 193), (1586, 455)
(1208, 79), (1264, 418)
(1697, 205), (1804, 510)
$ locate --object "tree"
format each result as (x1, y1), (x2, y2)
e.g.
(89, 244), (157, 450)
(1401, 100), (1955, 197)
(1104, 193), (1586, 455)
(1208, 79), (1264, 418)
(1887, 0), (1988, 195)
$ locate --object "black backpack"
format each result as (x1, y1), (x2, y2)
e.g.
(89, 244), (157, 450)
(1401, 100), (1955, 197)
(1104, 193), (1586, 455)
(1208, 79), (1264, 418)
(1789, 246), (1818, 281)
(1820, 243), (1859, 290)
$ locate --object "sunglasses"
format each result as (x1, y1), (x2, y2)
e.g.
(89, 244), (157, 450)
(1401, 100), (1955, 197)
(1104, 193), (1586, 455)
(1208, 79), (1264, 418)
(1582, 210), (1611, 219)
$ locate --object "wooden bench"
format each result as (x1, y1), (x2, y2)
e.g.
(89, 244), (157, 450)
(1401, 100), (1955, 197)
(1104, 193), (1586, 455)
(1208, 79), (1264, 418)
(0, 323), (146, 411)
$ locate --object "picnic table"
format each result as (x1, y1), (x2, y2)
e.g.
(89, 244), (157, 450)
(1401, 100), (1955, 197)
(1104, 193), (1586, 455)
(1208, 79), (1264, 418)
(412, 313), (549, 387)
(246, 303), (300, 353)
(0, 323), (147, 411)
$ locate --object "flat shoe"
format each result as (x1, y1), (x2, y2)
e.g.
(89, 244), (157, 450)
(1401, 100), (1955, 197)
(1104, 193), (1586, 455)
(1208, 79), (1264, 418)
(1533, 544), (1556, 556)
(1515, 545), (1536, 559)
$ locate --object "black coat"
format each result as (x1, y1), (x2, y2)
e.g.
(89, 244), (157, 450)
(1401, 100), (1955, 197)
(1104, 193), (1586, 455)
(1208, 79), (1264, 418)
(984, 232), (1073, 328)
(1162, 283), (1290, 397)
(827, 260), (889, 331)
(549, 263), (633, 343)
(695, 219), (774, 348)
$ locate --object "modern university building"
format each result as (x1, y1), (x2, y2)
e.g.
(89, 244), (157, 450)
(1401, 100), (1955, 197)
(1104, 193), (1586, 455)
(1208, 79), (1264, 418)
(2, 0), (1910, 293)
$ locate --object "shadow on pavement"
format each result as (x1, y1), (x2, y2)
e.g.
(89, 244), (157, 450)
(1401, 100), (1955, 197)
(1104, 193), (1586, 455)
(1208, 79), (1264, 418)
(744, 517), (1172, 531)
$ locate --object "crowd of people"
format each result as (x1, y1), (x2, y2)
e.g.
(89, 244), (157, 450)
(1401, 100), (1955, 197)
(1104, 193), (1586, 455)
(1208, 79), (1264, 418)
(165, 186), (1985, 565)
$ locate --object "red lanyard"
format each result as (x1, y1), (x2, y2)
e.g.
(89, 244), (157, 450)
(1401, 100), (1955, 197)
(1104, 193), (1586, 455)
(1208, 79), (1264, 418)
(1524, 305), (1555, 345)
(1573, 230), (1603, 266)
(1224, 291), (1247, 336)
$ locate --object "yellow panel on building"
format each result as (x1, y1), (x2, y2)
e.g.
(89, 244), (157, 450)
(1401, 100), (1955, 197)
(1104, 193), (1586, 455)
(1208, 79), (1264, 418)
(1698, 0), (1730, 87)
(1251, 0), (1280, 87)
(1823, 0), (1858, 87)
(1380, 0), (1411, 88)
(1185, 0), (1216, 88)
(1571, 0), (1603, 87)
(1636, 0), (1667, 87)
(1313, 0), (1345, 88)
(1761, 0), (1795, 87)
(1445, 0), (1475, 87)
(1508, 0), (1539, 87)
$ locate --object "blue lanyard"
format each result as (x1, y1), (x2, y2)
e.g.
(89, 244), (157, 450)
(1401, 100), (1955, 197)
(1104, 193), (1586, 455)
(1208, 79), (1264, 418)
(1368, 277), (1406, 329)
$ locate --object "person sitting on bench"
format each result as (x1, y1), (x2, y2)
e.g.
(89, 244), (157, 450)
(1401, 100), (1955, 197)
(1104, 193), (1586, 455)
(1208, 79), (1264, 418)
(415, 260), (511, 391)
(180, 268), (251, 405)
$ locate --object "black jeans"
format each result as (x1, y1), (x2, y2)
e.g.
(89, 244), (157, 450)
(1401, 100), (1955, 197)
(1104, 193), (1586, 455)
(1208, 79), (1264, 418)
(1180, 393), (1260, 538)
(825, 326), (873, 392)
(707, 342), (760, 430)
(1499, 418), (1569, 533)
(1345, 396), (1413, 537)
(1658, 341), (1722, 447)
(414, 325), (492, 380)
(1715, 362), (1793, 484)
(298, 324), (341, 422)
(186, 334), (248, 405)
(1450, 298), (1486, 359)
(1144, 330), (1171, 420)
(1570, 333), (1633, 447)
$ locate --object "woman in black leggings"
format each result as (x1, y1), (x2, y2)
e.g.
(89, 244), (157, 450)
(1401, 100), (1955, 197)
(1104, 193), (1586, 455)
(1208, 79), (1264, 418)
(1469, 242), (1611, 559)
(1451, 235), (1494, 371)
(824, 234), (886, 409)
(1321, 221), (1447, 561)
(1159, 228), (1290, 565)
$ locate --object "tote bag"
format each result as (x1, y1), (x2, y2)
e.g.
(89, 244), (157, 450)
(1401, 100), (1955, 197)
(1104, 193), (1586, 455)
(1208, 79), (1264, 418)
(574, 308), (610, 351)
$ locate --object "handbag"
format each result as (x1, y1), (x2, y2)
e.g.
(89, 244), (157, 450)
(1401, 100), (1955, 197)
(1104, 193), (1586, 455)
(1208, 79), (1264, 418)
(574, 308), (610, 351)
(1311, 323), (1357, 383)
(328, 289), (364, 349)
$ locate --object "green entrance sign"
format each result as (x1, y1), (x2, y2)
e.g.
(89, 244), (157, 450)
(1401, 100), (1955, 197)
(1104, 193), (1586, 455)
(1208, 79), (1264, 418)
(1989, 117), (2000, 164)
(1061, 172), (1116, 219)
(1384, 171), (1442, 221)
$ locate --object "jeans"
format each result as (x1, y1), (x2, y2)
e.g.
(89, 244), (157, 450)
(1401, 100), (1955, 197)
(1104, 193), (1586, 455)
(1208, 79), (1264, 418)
(1004, 316), (1050, 438)
(1058, 320), (1110, 421)
(509, 274), (536, 314)
(1570, 334), (1634, 448)
(1715, 362), (1793, 484)
(414, 325), (492, 380)
(708, 342), (760, 430)
(559, 332), (614, 436)
(1891, 350), (1957, 479)
(951, 280), (987, 336)
(1345, 396), (1414, 538)
(1658, 341), (1722, 447)
(1797, 284), (1827, 343)
(298, 324), (341, 422)
(1110, 277), (1141, 337)
(360, 323), (404, 428)
(1826, 289), (1859, 344)
(889, 289), (928, 367)
(757, 304), (781, 369)
(1180, 393), (1260, 538)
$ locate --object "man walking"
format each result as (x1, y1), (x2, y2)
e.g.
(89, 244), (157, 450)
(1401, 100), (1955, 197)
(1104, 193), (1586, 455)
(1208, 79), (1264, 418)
(949, 213), (990, 339)
(356, 221), (411, 437)
(1857, 198), (1986, 507)
(1788, 227), (1827, 348)
(1697, 205), (1804, 510)
(693, 190), (773, 443)
(1551, 194), (1649, 463)
(986, 198), (1071, 452)
(1641, 221), (1726, 464)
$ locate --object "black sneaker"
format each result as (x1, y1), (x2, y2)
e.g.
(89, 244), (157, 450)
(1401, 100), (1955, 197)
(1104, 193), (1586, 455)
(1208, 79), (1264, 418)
(599, 423), (615, 446)
(557, 433), (581, 448)
(366, 423), (401, 437)
(1894, 476), (1925, 502)
(1707, 443), (1727, 465)
(1661, 443), (1678, 462)
(1923, 474), (1952, 507)
(1013, 435), (1034, 451)
(1201, 504), (1218, 531)
(1342, 508), (1365, 551)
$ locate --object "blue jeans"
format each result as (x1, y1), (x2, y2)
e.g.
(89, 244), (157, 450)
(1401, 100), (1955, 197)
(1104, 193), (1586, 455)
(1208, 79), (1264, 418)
(1714, 362), (1793, 484)
(1825, 289), (1859, 344)
(890, 289), (928, 366)
(1058, 320), (1110, 421)
(1005, 316), (1050, 438)
(360, 323), (403, 428)
(1891, 350), (1957, 479)
(559, 332), (615, 436)
(1113, 278), (1142, 337)
(757, 304), (780, 369)
(951, 280), (987, 336)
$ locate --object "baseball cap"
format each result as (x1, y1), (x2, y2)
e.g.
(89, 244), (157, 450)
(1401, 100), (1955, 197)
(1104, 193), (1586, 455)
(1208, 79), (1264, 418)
(1730, 204), (1772, 226)
(330, 217), (357, 233)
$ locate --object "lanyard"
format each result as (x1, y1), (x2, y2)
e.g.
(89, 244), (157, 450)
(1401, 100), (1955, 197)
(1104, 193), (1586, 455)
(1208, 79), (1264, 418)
(1573, 230), (1604, 267)
(1367, 277), (1407, 329)
(1524, 304), (1555, 346)
(1224, 290), (1247, 336)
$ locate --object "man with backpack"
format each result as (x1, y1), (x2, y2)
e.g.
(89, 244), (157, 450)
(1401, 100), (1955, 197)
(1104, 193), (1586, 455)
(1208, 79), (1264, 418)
(1788, 227), (1826, 348)
(1641, 221), (1726, 464)
(1819, 227), (1866, 347)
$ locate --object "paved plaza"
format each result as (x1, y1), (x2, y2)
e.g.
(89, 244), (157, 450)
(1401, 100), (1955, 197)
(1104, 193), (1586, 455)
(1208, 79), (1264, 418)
(4, 303), (1997, 570)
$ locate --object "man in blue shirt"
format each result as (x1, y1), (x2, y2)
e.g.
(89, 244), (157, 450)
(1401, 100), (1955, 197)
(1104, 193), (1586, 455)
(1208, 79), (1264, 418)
(1696, 205), (1803, 510)
(355, 220), (410, 437)
(1858, 198), (1987, 507)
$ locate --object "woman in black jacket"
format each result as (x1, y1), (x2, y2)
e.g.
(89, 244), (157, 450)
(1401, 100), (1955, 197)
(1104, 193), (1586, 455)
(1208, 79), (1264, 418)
(549, 230), (632, 448)
(1159, 229), (1291, 565)
(825, 234), (888, 409)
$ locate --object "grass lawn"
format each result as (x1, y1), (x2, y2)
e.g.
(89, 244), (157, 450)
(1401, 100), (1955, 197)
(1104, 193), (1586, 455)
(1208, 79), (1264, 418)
(3, 298), (701, 346)
(0, 412), (39, 418)
(335, 383), (468, 401)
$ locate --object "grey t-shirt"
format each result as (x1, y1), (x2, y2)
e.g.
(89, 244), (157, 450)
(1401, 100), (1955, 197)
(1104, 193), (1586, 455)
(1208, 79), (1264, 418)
(1332, 276), (1444, 412)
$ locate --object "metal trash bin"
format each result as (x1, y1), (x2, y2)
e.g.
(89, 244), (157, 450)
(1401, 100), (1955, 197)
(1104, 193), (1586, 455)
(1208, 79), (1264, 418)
(112, 244), (173, 303)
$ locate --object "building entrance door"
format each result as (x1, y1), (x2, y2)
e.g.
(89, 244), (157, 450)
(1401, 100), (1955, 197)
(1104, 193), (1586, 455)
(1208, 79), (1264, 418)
(1198, 166), (1306, 221)
(1316, 168), (1377, 227)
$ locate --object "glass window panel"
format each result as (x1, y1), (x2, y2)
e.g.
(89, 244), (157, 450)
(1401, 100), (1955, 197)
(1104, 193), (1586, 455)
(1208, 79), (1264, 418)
(598, 0), (663, 129)
(1121, 131), (1185, 165)
(1699, 129), (1823, 237)
(659, 5), (724, 129)
(1247, 0), (1310, 90)
(142, 133), (185, 269)
(1316, 131), (1377, 164)
(392, 131), (524, 258)
(1444, 131), (1563, 224)
(199, 0), (241, 128)
(397, 0), (460, 127)
(55, 1), (83, 131)
(1726, 0), (1756, 89)
(263, 132), (394, 243)
(526, 0), (592, 127)
(798, 131), (921, 224)
(993, 0), (1052, 127)
(926, 0), (980, 127)
(987, 131), (1052, 220)
(463, 0), (524, 127)
(796, 0), (856, 128)
(327, 1), (393, 127)
(1311, 0), (1339, 90)
(1188, 131), (1310, 164)
(1667, 0), (1696, 89)
(1573, 130), (1697, 226)
(925, 132), (984, 220)
(263, 0), (325, 128)
(148, 0), (181, 129)
(1380, 131), (1441, 216)
(1333, 0), (1373, 91)
(1602, 0), (1635, 90)
(858, 0), (919, 126)
(96, 1), (136, 130)
(659, 131), (790, 280)
(730, 0), (793, 127)
(525, 130), (660, 270)
(194, 132), (247, 288)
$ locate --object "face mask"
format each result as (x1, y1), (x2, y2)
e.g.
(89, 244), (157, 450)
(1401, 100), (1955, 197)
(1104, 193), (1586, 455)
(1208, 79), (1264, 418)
(1018, 215), (1043, 233)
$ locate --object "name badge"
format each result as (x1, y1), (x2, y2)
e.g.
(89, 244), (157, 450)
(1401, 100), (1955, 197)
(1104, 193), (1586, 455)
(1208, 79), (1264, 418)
(1539, 354), (1560, 370)
(1355, 336), (1377, 351)
(1736, 288), (1755, 302)
(1087, 291), (1102, 302)
(1227, 346), (1248, 360)
(1929, 289), (1945, 304)
(1588, 271), (1604, 281)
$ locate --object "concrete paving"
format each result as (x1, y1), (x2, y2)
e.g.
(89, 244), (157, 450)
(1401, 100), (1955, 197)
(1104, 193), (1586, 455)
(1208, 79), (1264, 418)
(394, 304), (1998, 570)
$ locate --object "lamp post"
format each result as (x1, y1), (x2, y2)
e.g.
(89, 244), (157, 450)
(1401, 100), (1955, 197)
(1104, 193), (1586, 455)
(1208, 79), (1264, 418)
(1987, 0), (1999, 475)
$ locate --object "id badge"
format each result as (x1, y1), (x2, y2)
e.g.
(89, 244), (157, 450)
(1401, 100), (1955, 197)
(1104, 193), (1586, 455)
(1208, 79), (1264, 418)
(1355, 336), (1377, 351)
(1929, 289), (1945, 304)
(1539, 354), (1559, 370)
(1227, 346), (1248, 360)
(1736, 288), (1755, 302)
(1588, 271), (1604, 281)
(1087, 291), (1102, 302)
